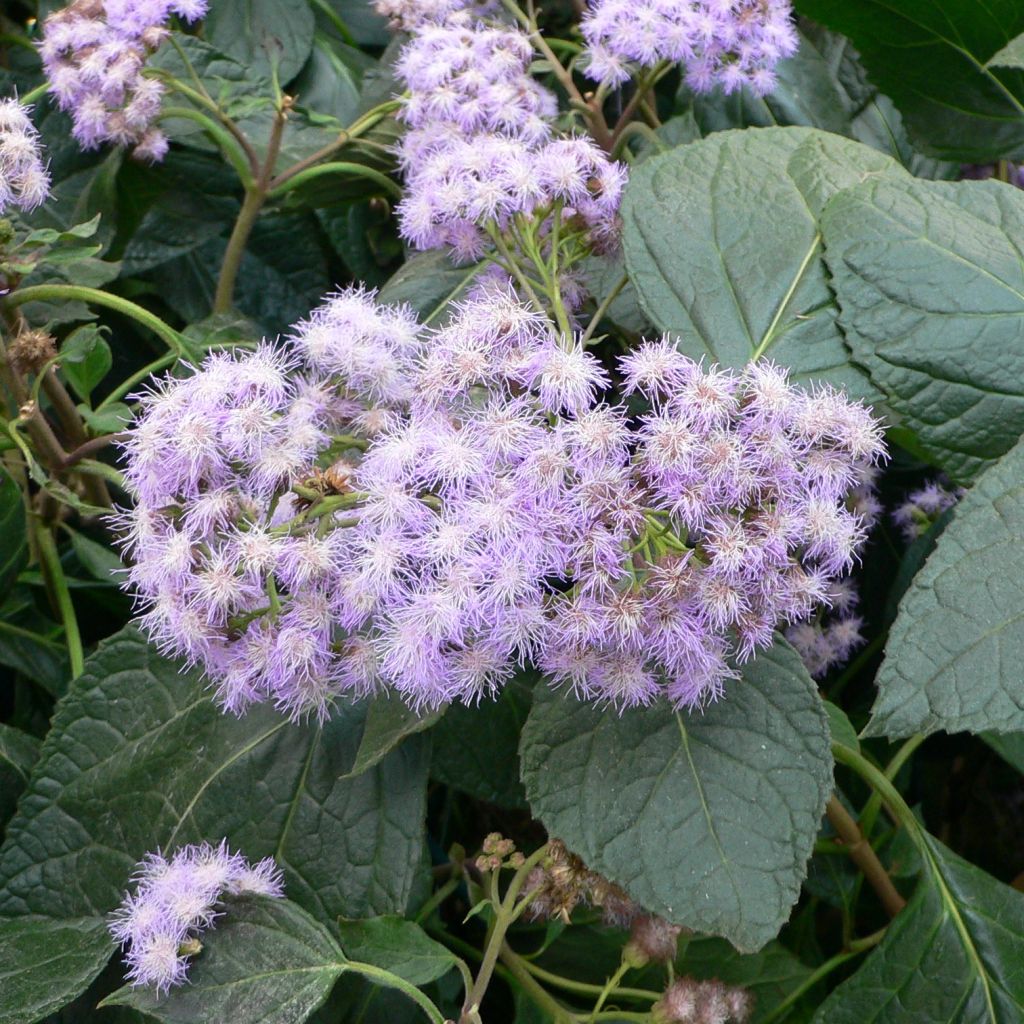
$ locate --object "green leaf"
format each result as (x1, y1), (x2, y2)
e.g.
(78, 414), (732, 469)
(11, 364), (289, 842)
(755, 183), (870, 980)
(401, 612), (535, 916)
(66, 529), (122, 585)
(206, 0), (316, 85)
(813, 836), (1024, 1022)
(121, 190), (234, 275)
(866, 437), (1024, 739)
(104, 896), (345, 1024)
(519, 641), (832, 952)
(822, 176), (1024, 484)
(348, 697), (445, 777)
(0, 916), (113, 1024)
(0, 625), (429, 928)
(59, 326), (112, 401)
(431, 674), (532, 808)
(0, 725), (40, 829)
(78, 402), (132, 435)
(795, 0), (1024, 162)
(377, 251), (483, 322)
(620, 127), (906, 399)
(291, 34), (362, 125)
(0, 466), (26, 596)
(823, 701), (859, 752)
(335, 916), (457, 986)
(990, 32), (1024, 70)
(983, 732), (1024, 773)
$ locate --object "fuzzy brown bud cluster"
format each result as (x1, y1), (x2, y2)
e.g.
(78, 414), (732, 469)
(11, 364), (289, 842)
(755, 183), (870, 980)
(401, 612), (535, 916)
(9, 328), (56, 375)
(623, 914), (684, 967)
(653, 977), (753, 1024)
(475, 832), (525, 872)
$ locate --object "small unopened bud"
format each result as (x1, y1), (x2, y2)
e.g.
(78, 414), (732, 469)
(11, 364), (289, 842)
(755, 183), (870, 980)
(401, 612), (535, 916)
(178, 937), (203, 957)
(509, 851), (525, 868)
(623, 914), (682, 968)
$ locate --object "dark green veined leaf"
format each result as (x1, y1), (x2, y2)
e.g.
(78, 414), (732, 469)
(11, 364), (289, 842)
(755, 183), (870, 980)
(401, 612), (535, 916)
(0, 466), (26, 596)
(822, 176), (1024, 484)
(795, 0), (1024, 162)
(812, 835), (1024, 1022)
(335, 916), (458, 986)
(0, 625), (429, 1015)
(205, 0), (316, 85)
(0, 917), (113, 1024)
(291, 34), (362, 125)
(519, 641), (832, 952)
(823, 701), (859, 752)
(377, 251), (483, 322)
(59, 326), (112, 401)
(621, 127), (906, 400)
(866, 438), (1024, 739)
(983, 732), (1024, 773)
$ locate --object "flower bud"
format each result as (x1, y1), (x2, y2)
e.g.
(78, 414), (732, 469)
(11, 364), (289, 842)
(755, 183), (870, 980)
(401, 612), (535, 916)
(653, 977), (753, 1024)
(622, 914), (682, 968)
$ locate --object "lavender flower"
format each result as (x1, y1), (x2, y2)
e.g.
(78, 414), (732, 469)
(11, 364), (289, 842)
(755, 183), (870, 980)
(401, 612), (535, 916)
(120, 282), (884, 715)
(653, 976), (753, 1024)
(374, 0), (496, 31)
(581, 0), (798, 96)
(116, 287), (424, 719)
(392, 14), (625, 262)
(39, 0), (207, 162)
(109, 841), (284, 992)
(0, 99), (50, 213)
(891, 478), (963, 542)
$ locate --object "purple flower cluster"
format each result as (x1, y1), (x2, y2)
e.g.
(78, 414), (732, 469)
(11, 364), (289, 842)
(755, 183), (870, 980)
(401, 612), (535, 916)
(891, 479), (962, 542)
(581, 0), (798, 96)
(120, 282), (884, 715)
(393, 16), (626, 261)
(117, 289), (423, 719)
(653, 976), (753, 1024)
(109, 841), (283, 991)
(0, 100), (50, 213)
(374, 0), (496, 31)
(39, 0), (208, 162)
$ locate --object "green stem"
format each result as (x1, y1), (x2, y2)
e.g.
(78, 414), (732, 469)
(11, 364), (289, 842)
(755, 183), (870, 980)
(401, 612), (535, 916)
(34, 521), (84, 678)
(0, 618), (64, 650)
(860, 734), (927, 838)
(415, 876), (461, 925)
(4, 287), (184, 354)
(590, 962), (631, 1021)
(159, 106), (255, 188)
(498, 942), (575, 1024)
(514, 956), (659, 1003)
(580, 274), (628, 345)
(268, 161), (401, 200)
(213, 101), (288, 314)
(344, 961), (444, 1024)
(19, 83), (48, 105)
(758, 928), (885, 1024)
(827, 632), (885, 700)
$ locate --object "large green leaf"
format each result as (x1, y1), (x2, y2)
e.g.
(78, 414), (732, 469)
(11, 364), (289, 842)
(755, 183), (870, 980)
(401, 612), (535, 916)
(813, 836), (1024, 1022)
(866, 438), (1024, 739)
(104, 897), (345, 1024)
(377, 251), (483, 322)
(0, 917), (113, 1024)
(983, 732), (1024, 773)
(621, 127), (906, 399)
(205, 0), (315, 85)
(335, 916), (457, 986)
(0, 626), (429, 927)
(348, 696), (445, 777)
(519, 641), (832, 952)
(822, 176), (1024, 484)
(0, 467), (26, 596)
(795, 0), (1024, 162)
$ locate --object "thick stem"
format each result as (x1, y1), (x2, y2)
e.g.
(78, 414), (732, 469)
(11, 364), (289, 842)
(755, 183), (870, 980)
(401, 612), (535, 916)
(213, 101), (290, 314)
(34, 520), (84, 679)
(498, 942), (575, 1024)
(826, 794), (906, 917)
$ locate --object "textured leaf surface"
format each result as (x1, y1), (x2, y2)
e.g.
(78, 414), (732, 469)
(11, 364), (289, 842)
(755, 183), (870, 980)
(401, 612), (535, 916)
(796, 0), (1024, 162)
(983, 732), (1024, 774)
(813, 837), (1024, 1022)
(867, 438), (1024, 739)
(349, 697), (444, 777)
(335, 916), (457, 986)
(205, 0), (315, 85)
(377, 251), (482, 321)
(621, 127), (905, 399)
(823, 176), (1024, 483)
(105, 897), (344, 1024)
(0, 916), (112, 1024)
(0, 625), (429, 926)
(520, 642), (832, 951)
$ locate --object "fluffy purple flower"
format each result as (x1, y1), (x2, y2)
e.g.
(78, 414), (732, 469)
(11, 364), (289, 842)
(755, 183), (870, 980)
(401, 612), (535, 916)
(0, 99), (50, 213)
(374, 0), (496, 31)
(581, 0), (798, 96)
(891, 478), (963, 542)
(39, 0), (207, 161)
(109, 841), (284, 992)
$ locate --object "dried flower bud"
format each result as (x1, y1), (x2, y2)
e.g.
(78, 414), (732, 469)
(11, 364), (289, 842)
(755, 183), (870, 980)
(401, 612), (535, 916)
(9, 328), (56, 374)
(623, 914), (682, 968)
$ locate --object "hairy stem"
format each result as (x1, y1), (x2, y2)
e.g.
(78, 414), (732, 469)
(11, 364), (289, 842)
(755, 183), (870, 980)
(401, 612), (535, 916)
(826, 795), (906, 918)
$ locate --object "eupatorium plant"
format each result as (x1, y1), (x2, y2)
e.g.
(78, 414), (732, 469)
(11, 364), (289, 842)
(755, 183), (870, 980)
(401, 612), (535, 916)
(0, 100), (50, 213)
